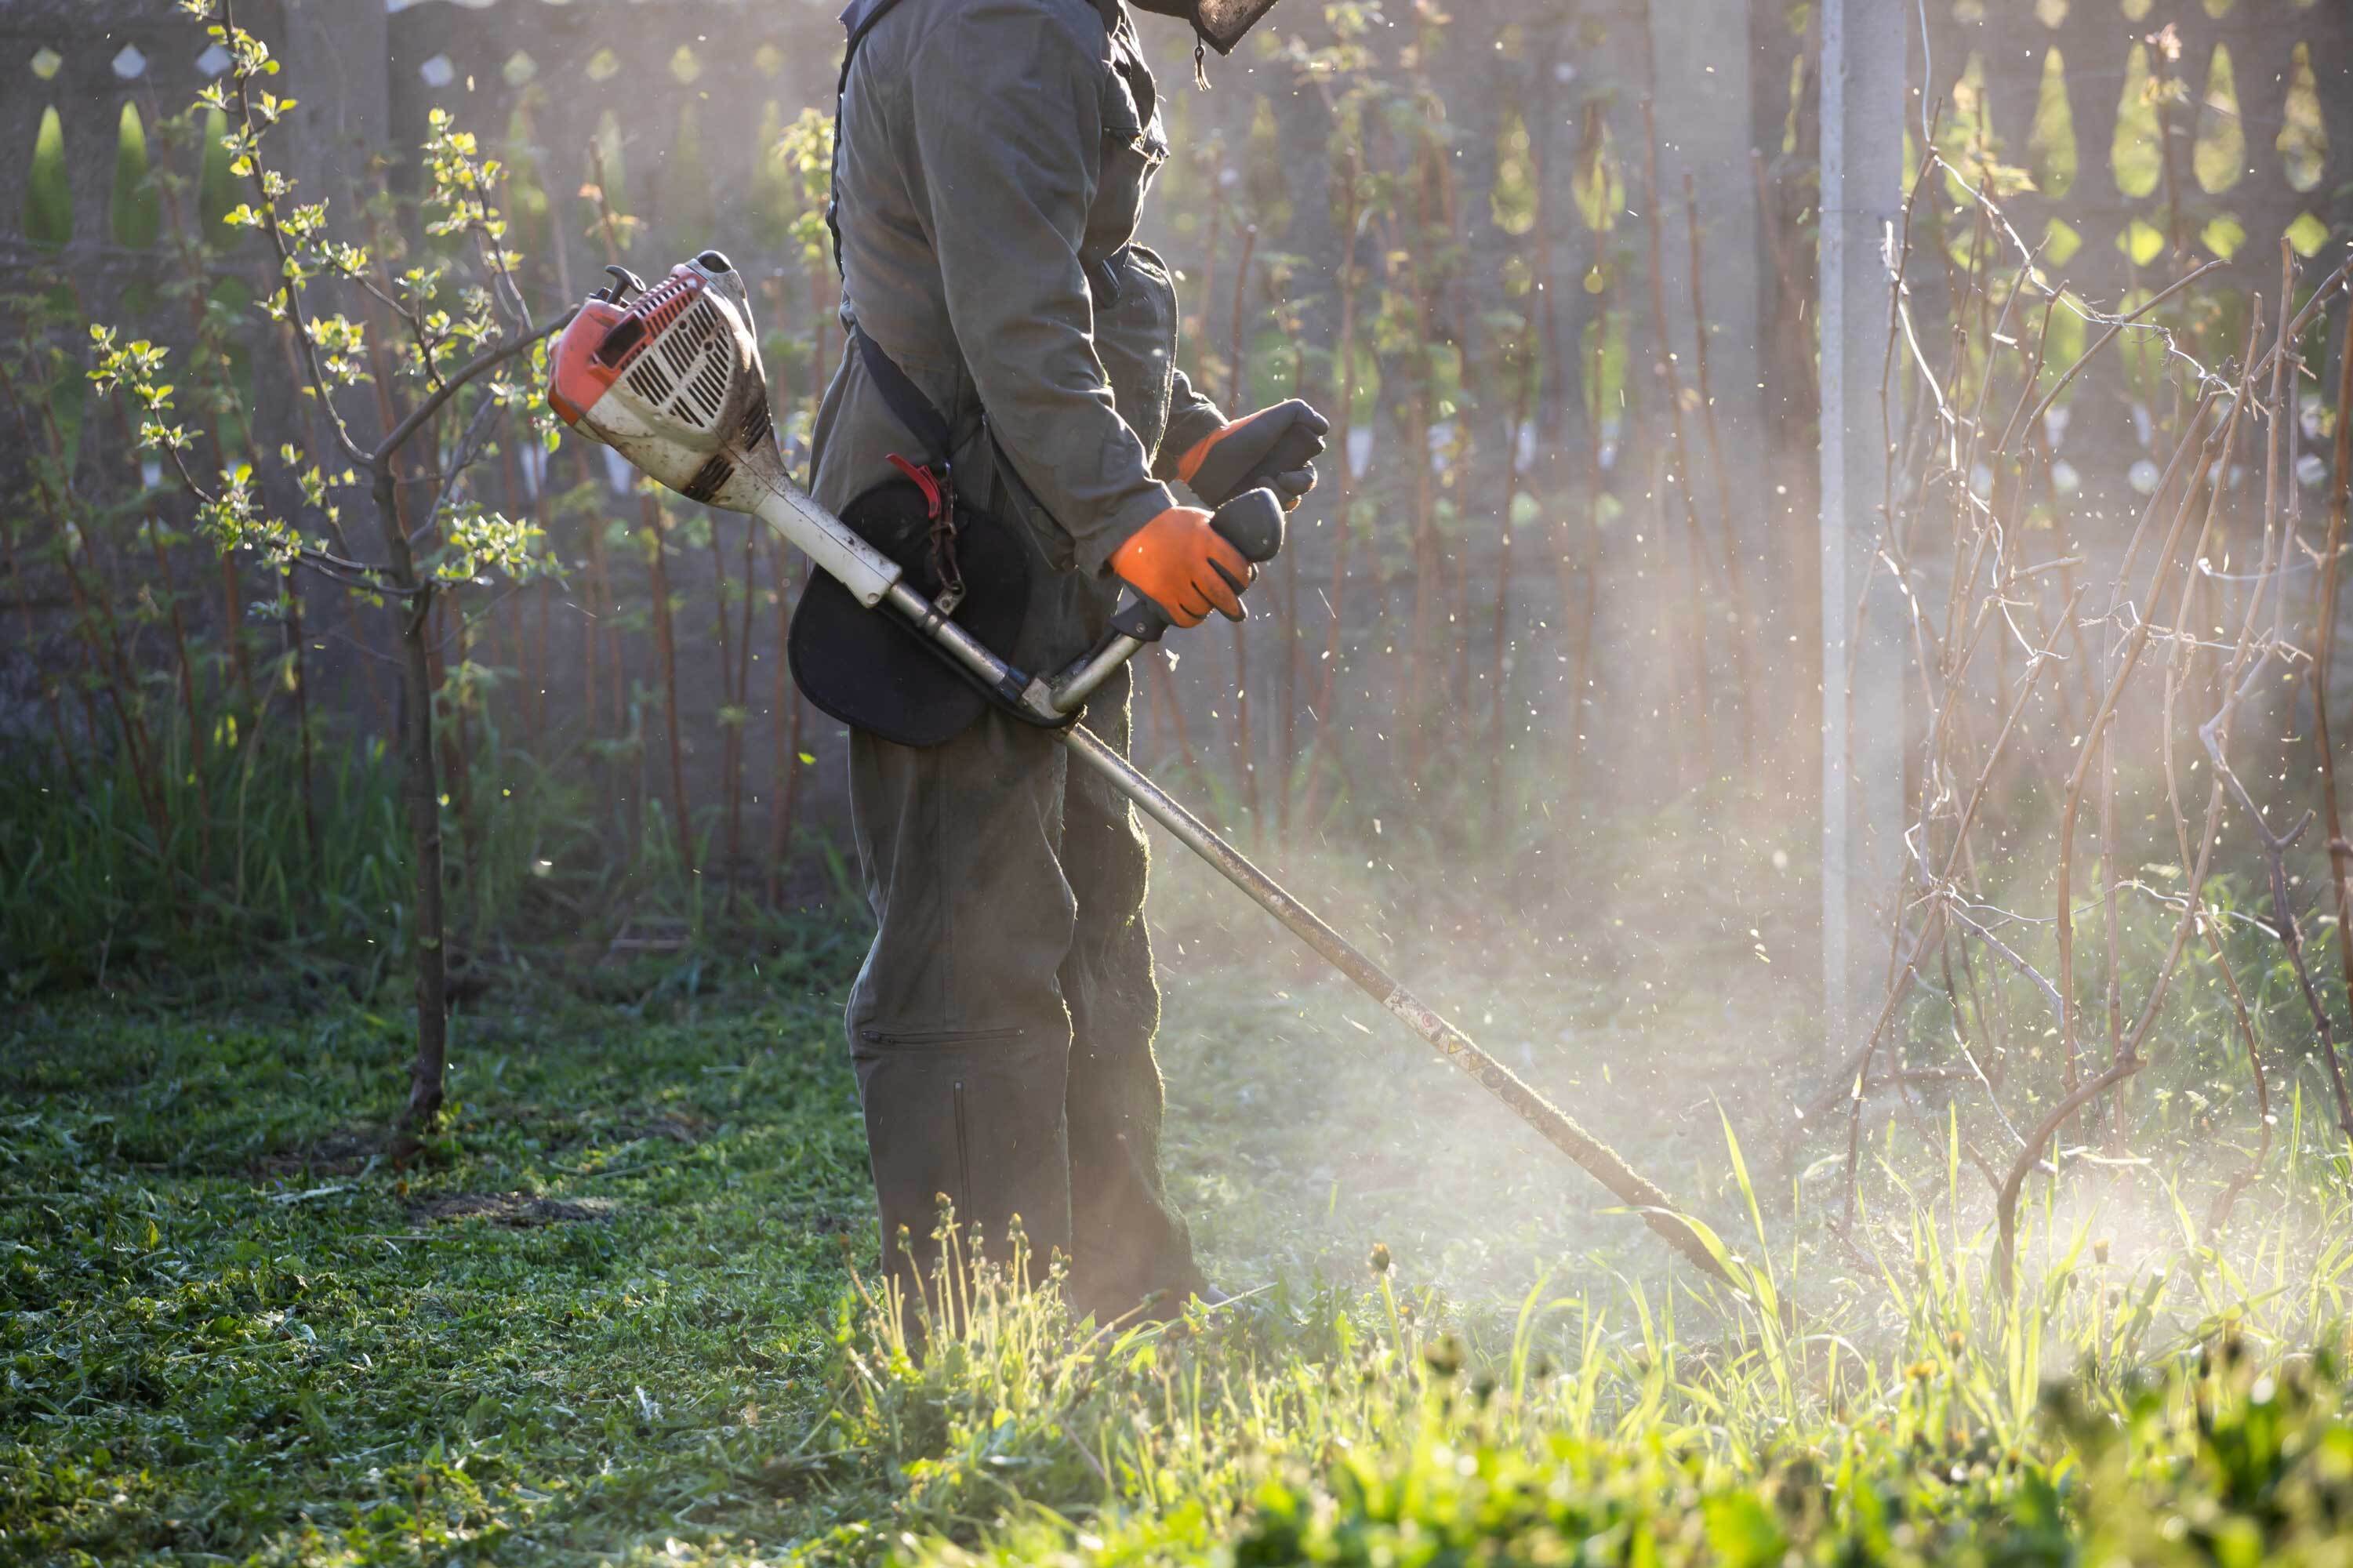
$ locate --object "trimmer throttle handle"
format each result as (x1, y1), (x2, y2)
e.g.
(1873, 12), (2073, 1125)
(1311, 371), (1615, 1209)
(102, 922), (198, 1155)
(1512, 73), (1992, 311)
(1208, 485), (1287, 564)
(1109, 488), (1286, 642)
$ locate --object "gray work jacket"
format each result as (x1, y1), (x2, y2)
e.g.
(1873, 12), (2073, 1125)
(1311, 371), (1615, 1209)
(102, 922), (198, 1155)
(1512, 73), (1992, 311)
(809, 0), (1226, 662)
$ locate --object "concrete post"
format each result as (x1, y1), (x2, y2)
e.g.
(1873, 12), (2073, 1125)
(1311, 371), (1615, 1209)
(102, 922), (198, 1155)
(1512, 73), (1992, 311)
(1816, 0), (1906, 1047)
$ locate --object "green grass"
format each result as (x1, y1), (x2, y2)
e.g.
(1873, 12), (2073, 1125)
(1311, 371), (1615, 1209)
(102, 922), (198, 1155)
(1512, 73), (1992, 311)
(7, 882), (2353, 1566)
(1, 933), (873, 1565)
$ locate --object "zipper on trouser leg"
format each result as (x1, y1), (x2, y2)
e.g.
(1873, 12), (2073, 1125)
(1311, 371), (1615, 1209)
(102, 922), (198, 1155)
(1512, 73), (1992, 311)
(951, 1078), (971, 1330)
(952, 1079), (972, 1224)
(859, 1025), (1022, 1046)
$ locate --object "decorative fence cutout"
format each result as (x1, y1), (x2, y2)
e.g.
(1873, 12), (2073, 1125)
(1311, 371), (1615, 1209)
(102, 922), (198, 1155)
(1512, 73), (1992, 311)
(111, 102), (158, 249)
(24, 105), (69, 249)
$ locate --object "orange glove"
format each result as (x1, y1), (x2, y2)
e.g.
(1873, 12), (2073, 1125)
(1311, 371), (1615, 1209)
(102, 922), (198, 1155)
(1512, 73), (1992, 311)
(1110, 506), (1255, 628)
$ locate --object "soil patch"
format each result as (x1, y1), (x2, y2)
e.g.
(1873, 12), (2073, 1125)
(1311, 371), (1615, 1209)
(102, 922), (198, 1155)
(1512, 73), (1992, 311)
(523, 1106), (713, 1150)
(610, 1110), (710, 1145)
(782, 1206), (859, 1237)
(412, 1192), (618, 1226)
(253, 1129), (383, 1178)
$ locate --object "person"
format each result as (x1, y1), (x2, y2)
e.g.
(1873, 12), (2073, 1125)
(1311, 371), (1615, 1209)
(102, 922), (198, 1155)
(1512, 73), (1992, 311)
(808, 0), (1324, 1321)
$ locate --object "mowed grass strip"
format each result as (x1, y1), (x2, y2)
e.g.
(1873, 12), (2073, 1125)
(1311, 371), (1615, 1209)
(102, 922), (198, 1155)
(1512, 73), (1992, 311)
(9, 933), (2353, 1568)
(1, 944), (879, 1564)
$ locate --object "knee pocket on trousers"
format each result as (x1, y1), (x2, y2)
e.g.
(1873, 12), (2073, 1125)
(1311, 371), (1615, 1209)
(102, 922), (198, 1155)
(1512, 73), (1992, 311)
(851, 1028), (1073, 1264)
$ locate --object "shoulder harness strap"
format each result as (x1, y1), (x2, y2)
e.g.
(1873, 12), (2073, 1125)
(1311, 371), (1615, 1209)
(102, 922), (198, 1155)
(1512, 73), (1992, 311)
(827, 0), (953, 463)
(829, 0), (964, 605)
(826, 0), (908, 280)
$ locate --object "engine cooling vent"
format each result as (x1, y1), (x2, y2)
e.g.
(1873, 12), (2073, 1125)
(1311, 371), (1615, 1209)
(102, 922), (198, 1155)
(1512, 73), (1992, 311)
(740, 396), (774, 452)
(618, 293), (735, 434)
(683, 452), (733, 503)
(633, 272), (700, 338)
(623, 352), (674, 409)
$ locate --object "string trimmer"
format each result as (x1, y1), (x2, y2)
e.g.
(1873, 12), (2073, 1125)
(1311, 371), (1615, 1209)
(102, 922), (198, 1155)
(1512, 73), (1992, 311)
(547, 251), (1743, 1296)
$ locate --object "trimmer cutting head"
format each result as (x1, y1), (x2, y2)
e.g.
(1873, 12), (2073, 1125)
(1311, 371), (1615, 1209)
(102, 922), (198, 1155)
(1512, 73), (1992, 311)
(547, 250), (783, 511)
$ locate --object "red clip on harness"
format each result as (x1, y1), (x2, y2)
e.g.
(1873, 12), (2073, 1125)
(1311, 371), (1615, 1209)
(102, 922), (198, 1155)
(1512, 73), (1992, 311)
(885, 453), (964, 615)
(884, 453), (944, 517)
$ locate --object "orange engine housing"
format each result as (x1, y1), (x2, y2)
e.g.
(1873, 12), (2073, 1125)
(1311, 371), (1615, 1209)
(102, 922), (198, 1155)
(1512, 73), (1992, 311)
(546, 297), (631, 427)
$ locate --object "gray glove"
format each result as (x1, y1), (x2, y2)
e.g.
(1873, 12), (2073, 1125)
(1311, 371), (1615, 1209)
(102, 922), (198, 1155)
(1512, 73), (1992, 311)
(1177, 398), (1331, 510)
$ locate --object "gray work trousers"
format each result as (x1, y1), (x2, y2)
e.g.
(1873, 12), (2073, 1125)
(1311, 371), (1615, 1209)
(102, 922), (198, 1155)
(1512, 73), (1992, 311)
(844, 666), (1200, 1320)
